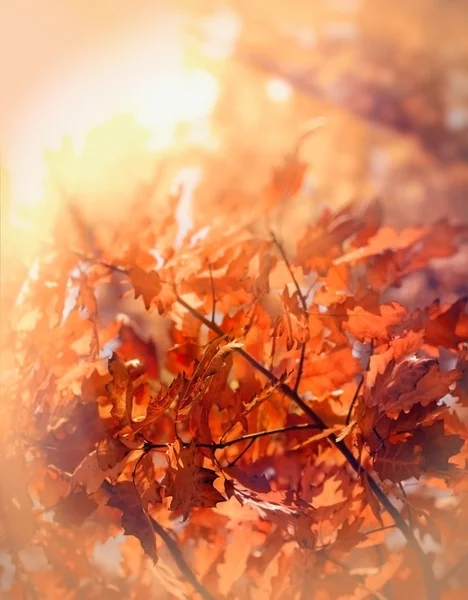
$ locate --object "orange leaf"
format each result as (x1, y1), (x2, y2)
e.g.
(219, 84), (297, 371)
(129, 266), (161, 311)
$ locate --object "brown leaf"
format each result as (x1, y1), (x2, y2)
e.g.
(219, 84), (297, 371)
(368, 356), (459, 417)
(134, 452), (162, 509)
(374, 422), (464, 483)
(425, 298), (468, 349)
(107, 482), (158, 563)
(162, 439), (225, 520)
(106, 352), (134, 426)
(374, 436), (424, 483)
(133, 373), (185, 433)
(176, 338), (242, 423)
(55, 489), (98, 526)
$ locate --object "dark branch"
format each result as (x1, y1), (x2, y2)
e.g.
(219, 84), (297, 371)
(146, 422), (321, 451)
(149, 517), (215, 600)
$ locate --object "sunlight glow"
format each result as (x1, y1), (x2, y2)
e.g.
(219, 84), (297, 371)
(3, 13), (219, 248)
(266, 77), (293, 103)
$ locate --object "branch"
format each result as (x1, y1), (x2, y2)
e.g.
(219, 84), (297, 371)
(75, 253), (439, 600)
(146, 423), (321, 451)
(149, 516), (215, 600)
(176, 294), (440, 600)
(345, 376), (364, 425)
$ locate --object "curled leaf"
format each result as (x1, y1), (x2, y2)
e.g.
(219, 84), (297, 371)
(106, 352), (134, 426)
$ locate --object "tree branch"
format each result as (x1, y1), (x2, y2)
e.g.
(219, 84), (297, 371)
(76, 252), (439, 600)
(149, 516), (215, 600)
(146, 423), (321, 451)
(176, 294), (440, 600)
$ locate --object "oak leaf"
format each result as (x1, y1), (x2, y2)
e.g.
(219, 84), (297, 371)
(345, 302), (408, 344)
(129, 266), (161, 311)
(176, 338), (243, 423)
(162, 439), (225, 520)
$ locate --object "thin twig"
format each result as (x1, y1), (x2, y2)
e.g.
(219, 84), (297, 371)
(146, 422), (321, 451)
(227, 437), (256, 467)
(175, 294), (440, 600)
(270, 230), (308, 392)
(346, 376), (364, 425)
(208, 262), (216, 323)
(398, 482), (413, 529)
(363, 524), (397, 536)
(149, 516), (215, 600)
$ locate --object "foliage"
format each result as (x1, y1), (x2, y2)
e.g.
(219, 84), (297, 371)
(2, 143), (468, 600)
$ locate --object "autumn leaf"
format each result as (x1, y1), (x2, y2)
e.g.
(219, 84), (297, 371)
(54, 488), (98, 526)
(361, 471), (384, 526)
(106, 352), (134, 426)
(134, 452), (162, 509)
(344, 302), (408, 344)
(133, 373), (185, 433)
(71, 450), (130, 494)
(374, 422), (463, 483)
(107, 482), (158, 563)
(279, 286), (309, 351)
(367, 356), (459, 416)
(117, 316), (159, 378)
(129, 266), (162, 310)
(425, 298), (468, 349)
(96, 437), (131, 470)
(162, 439), (225, 520)
(176, 338), (243, 423)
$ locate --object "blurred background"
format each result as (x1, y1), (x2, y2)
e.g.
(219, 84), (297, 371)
(2, 0), (468, 312)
